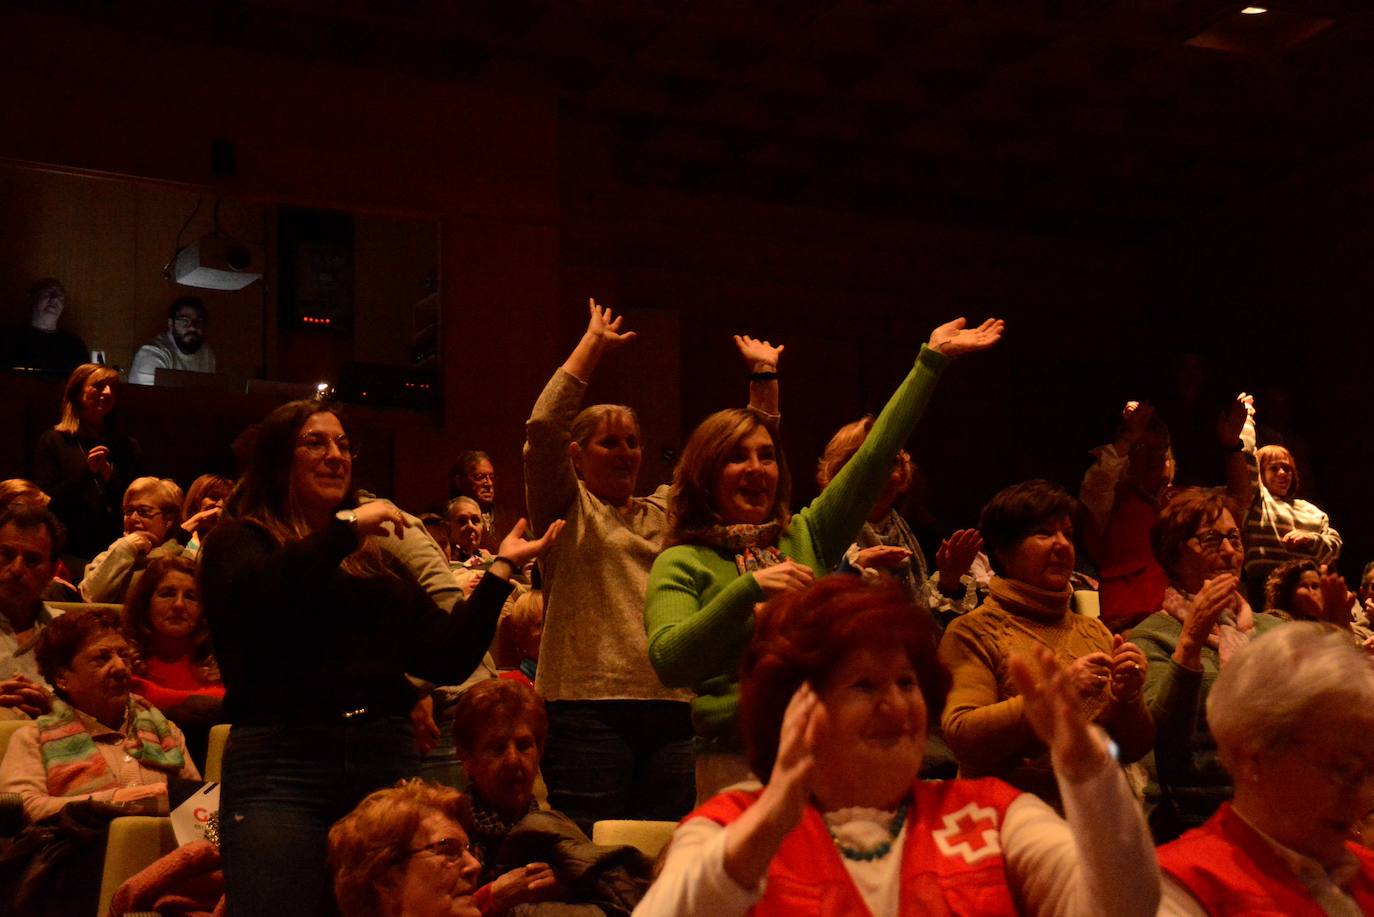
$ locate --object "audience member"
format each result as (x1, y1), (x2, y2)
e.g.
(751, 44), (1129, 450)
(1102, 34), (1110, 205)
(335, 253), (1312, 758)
(1157, 622), (1374, 913)
(0, 278), (88, 375)
(1080, 400), (1174, 631)
(31, 362), (143, 566)
(418, 512), (452, 562)
(646, 317), (1002, 802)
(328, 778), (484, 917)
(0, 480), (79, 601)
(1224, 392), (1342, 607)
(122, 554), (223, 769)
(939, 480), (1153, 806)
(636, 576), (1160, 917)
(1128, 488), (1285, 842)
(448, 450), (501, 553)
(445, 495), (491, 569)
(494, 589), (543, 685)
(817, 415), (983, 627)
(179, 472), (231, 558)
(79, 476), (187, 603)
(0, 505), (63, 720)
(198, 398), (560, 916)
(128, 296), (217, 386)
(523, 298), (781, 831)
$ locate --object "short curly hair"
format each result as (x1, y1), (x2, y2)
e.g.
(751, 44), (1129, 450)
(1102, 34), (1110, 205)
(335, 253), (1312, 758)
(738, 575), (948, 782)
(452, 679), (547, 754)
(978, 480), (1080, 576)
(1264, 558), (1320, 616)
(328, 779), (475, 917)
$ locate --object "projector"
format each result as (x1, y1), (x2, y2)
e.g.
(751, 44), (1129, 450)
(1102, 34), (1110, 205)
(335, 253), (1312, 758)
(174, 236), (263, 291)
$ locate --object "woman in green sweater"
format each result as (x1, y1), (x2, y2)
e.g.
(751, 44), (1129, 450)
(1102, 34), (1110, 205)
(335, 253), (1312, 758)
(644, 317), (1004, 800)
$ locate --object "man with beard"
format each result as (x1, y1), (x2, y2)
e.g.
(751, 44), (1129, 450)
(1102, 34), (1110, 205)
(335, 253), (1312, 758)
(129, 296), (217, 385)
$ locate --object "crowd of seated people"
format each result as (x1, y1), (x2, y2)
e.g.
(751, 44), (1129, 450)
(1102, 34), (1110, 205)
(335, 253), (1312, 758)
(3, 300), (1374, 917)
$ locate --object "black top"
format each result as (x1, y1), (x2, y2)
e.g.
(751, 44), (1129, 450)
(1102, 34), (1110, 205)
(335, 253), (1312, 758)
(1, 325), (89, 375)
(31, 428), (143, 562)
(199, 517), (513, 725)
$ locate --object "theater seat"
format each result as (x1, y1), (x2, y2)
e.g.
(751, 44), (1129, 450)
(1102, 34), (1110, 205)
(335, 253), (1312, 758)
(203, 724), (230, 784)
(97, 815), (177, 917)
(0, 719), (32, 835)
(590, 819), (676, 858)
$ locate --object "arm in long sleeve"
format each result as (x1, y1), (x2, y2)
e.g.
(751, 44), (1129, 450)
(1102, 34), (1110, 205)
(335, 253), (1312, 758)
(645, 551), (762, 689)
(523, 369), (585, 532)
(1300, 504), (1342, 564)
(1134, 624), (1206, 788)
(937, 622), (1042, 772)
(800, 346), (946, 571)
(78, 537), (140, 602)
(1102, 693), (1155, 765)
(630, 818), (762, 917)
(404, 569), (514, 688)
(1003, 730), (1161, 917)
(1079, 444), (1127, 541)
(372, 502), (464, 615)
(128, 345), (166, 386)
(30, 432), (95, 507)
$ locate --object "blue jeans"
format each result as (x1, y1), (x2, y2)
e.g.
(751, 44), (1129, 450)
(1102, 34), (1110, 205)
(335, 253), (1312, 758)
(541, 700), (694, 835)
(219, 716), (419, 917)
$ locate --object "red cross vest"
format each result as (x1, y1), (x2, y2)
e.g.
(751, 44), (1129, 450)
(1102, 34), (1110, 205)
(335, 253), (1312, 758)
(1158, 804), (1374, 916)
(691, 777), (1022, 916)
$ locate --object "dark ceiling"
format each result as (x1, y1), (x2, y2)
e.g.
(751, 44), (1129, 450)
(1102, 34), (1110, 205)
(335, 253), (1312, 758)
(25, 0), (1374, 241)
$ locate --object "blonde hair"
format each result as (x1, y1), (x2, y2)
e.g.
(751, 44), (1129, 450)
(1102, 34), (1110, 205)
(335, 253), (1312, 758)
(666, 408), (790, 546)
(569, 404), (639, 454)
(494, 590), (544, 667)
(1257, 444), (1300, 499)
(55, 364), (119, 434)
(0, 479), (49, 510)
(815, 415), (913, 493)
(123, 477), (184, 528)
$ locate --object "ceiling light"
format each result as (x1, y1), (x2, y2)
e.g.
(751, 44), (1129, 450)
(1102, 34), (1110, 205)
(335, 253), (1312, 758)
(1241, 6), (1267, 13)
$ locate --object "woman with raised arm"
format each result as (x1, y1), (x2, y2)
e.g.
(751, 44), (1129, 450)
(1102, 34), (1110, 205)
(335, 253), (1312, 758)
(646, 316), (1002, 800)
(524, 298), (781, 832)
(634, 576), (1160, 917)
(199, 398), (560, 917)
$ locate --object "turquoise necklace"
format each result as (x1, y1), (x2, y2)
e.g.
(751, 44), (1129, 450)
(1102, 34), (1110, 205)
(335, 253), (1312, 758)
(826, 800), (910, 862)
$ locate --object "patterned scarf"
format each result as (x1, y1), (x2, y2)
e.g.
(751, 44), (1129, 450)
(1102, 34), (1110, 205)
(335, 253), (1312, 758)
(856, 509), (928, 599)
(695, 521), (786, 575)
(37, 695), (185, 797)
(468, 787), (539, 881)
(1161, 584), (1255, 664)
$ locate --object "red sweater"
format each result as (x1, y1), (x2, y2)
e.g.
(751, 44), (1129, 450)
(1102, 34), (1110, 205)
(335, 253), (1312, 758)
(133, 656), (224, 712)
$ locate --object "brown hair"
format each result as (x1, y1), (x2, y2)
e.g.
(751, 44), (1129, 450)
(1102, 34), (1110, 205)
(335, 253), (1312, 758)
(124, 477), (185, 529)
(328, 779), (475, 917)
(667, 408), (791, 546)
(122, 554), (219, 684)
(815, 415), (913, 492)
(1257, 444), (1300, 499)
(1151, 488), (1242, 582)
(0, 505), (63, 561)
(54, 364), (120, 434)
(182, 474), (232, 520)
(36, 606), (125, 699)
(739, 575), (948, 782)
(1264, 558), (1321, 617)
(569, 404), (640, 456)
(978, 480), (1080, 576)
(0, 479), (49, 511)
(452, 679), (548, 753)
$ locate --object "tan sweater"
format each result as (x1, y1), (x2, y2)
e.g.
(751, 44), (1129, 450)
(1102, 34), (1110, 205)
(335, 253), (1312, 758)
(939, 577), (1154, 803)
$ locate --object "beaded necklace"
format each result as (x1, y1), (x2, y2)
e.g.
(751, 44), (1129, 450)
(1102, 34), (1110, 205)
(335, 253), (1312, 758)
(826, 799), (910, 862)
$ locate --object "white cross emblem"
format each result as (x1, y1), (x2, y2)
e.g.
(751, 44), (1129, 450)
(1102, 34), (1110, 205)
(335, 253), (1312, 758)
(932, 801), (1001, 864)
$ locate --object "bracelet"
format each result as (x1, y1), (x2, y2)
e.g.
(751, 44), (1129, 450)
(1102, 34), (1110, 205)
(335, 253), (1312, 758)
(749, 371), (778, 382)
(491, 555), (518, 572)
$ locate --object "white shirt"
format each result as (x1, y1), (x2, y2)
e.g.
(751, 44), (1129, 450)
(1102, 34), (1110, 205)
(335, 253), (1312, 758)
(128, 331), (216, 385)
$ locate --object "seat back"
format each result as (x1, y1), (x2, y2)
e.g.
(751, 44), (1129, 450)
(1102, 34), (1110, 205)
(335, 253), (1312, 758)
(590, 819), (677, 858)
(204, 724), (230, 784)
(97, 815), (178, 917)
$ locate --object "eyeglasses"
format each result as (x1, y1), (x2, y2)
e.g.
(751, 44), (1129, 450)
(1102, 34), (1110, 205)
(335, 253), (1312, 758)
(172, 315), (206, 329)
(467, 472), (495, 483)
(296, 433), (356, 458)
(123, 506), (166, 520)
(1188, 531), (1243, 553)
(403, 837), (477, 865)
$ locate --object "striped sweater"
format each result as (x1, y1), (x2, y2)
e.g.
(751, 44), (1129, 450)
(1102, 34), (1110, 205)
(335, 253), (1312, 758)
(1239, 417), (1341, 585)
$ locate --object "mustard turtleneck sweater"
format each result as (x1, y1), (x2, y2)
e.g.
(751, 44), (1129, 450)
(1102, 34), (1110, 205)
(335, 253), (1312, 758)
(937, 576), (1155, 804)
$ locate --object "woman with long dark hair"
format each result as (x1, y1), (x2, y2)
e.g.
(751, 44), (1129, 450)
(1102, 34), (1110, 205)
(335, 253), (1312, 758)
(200, 399), (560, 916)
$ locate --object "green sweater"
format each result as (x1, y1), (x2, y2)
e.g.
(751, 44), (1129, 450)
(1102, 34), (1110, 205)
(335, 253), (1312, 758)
(644, 345), (948, 753)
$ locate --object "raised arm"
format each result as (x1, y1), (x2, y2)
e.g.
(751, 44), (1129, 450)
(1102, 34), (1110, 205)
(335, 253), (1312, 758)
(735, 335), (783, 420)
(1080, 401), (1151, 540)
(802, 317), (1004, 570)
(524, 299), (636, 528)
(1219, 392), (1256, 506)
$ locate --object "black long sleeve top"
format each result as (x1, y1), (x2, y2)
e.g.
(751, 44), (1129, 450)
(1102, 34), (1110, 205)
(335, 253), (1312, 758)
(31, 428), (142, 562)
(199, 517), (513, 725)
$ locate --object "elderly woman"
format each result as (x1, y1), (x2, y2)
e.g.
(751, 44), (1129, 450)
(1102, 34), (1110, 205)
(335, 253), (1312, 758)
(1127, 488), (1285, 841)
(1225, 393), (1342, 607)
(647, 317), (1002, 800)
(939, 480), (1154, 805)
(0, 606), (199, 822)
(816, 416), (983, 626)
(1157, 622), (1374, 913)
(525, 298), (781, 829)
(329, 778), (484, 917)
(199, 398), (560, 916)
(636, 576), (1160, 916)
(79, 476), (187, 603)
(122, 553), (223, 767)
(31, 363), (143, 566)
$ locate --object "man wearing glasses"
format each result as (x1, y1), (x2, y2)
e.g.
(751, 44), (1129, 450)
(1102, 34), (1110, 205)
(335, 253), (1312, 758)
(129, 296), (217, 385)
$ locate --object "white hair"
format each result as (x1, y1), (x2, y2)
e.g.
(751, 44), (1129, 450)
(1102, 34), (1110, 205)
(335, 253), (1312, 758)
(1207, 622), (1374, 772)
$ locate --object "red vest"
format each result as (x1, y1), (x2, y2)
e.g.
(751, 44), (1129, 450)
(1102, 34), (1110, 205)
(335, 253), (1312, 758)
(692, 777), (1022, 916)
(1094, 485), (1166, 629)
(1158, 803), (1374, 916)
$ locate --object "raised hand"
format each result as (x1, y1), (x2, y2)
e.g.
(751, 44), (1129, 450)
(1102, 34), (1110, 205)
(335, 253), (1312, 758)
(1109, 635), (1147, 703)
(1122, 401), (1155, 441)
(936, 528), (983, 592)
(926, 317), (1005, 357)
(752, 559), (815, 598)
(180, 505), (222, 534)
(585, 297), (637, 351)
(351, 501), (411, 541)
(764, 681), (825, 831)
(1217, 391), (1254, 446)
(1010, 646), (1112, 783)
(853, 545), (912, 570)
(1174, 573), (1239, 669)
(734, 335), (784, 372)
(496, 518), (565, 571)
(1319, 571), (1355, 626)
